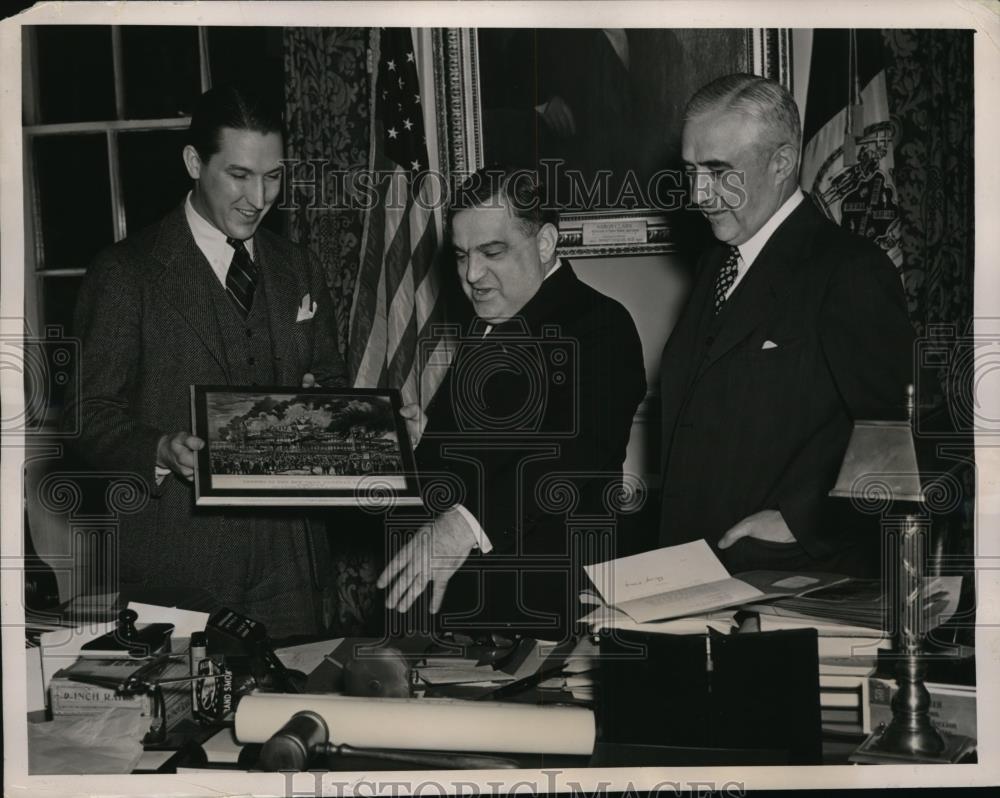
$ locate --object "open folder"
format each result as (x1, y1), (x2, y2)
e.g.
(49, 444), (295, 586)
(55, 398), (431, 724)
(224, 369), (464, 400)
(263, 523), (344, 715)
(582, 540), (848, 624)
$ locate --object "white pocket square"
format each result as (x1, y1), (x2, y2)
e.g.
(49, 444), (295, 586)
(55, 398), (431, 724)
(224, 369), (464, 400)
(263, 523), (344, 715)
(761, 340), (778, 350)
(296, 293), (317, 322)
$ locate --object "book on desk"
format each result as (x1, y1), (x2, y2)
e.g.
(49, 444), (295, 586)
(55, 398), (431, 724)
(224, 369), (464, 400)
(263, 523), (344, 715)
(581, 539), (849, 625)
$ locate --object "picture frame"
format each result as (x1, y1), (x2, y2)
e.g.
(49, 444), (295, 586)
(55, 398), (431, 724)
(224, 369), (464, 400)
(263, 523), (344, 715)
(191, 386), (421, 507)
(433, 27), (791, 257)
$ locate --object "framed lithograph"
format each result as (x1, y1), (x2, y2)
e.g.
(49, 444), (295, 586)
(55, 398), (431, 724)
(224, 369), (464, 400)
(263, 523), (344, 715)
(190, 386), (421, 507)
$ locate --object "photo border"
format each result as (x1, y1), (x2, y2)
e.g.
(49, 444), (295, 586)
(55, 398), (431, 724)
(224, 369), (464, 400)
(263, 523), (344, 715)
(191, 385), (421, 507)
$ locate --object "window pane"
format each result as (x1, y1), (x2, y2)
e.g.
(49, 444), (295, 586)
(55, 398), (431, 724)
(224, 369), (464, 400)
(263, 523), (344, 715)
(38, 275), (84, 412)
(121, 26), (201, 119)
(207, 27), (285, 105)
(119, 129), (190, 235)
(31, 26), (116, 124)
(33, 135), (113, 270)
(41, 275), (83, 337)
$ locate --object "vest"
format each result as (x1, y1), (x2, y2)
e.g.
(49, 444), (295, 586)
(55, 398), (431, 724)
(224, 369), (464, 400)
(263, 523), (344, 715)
(209, 276), (277, 386)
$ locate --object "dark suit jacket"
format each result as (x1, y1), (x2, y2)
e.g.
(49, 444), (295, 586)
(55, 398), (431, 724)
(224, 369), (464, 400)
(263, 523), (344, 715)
(658, 197), (915, 566)
(413, 262), (646, 636)
(64, 204), (348, 597)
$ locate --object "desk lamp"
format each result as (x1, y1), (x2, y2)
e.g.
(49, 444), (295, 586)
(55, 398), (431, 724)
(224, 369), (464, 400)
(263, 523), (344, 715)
(829, 384), (974, 764)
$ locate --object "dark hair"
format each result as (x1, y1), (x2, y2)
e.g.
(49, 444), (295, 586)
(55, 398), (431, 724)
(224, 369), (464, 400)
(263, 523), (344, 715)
(447, 165), (560, 236)
(187, 85), (284, 162)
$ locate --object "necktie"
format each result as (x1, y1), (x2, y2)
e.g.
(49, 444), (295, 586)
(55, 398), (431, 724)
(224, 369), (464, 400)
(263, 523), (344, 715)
(713, 245), (741, 314)
(226, 238), (257, 318)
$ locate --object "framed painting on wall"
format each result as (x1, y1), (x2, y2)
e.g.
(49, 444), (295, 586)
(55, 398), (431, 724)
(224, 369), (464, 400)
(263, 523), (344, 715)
(434, 28), (791, 257)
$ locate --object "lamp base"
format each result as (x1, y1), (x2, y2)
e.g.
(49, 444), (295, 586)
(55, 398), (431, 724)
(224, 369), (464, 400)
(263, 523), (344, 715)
(850, 726), (976, 764)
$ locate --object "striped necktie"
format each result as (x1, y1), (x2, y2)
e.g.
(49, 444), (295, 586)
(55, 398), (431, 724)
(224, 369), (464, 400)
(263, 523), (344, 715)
(713, 245), (741, 314)
(225, 237), (257, 318)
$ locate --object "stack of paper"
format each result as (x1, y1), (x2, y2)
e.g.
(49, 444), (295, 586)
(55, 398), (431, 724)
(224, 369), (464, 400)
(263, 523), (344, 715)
(537, 637), (599, 702)
(581, 540), (848, 625)
(416, 664), (516, 686)
(747, 575), (962, 632)
(579, 603), (738, 635)
(538, 673), (595, 702)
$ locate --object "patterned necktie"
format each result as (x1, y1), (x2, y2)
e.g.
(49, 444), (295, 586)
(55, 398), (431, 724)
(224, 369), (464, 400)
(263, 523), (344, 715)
(225, 237), (257, 318)
(713, 245), (741, 314)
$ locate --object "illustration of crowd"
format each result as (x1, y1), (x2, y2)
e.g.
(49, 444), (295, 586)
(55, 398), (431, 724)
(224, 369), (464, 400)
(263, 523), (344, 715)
(211, 449), (403, 476)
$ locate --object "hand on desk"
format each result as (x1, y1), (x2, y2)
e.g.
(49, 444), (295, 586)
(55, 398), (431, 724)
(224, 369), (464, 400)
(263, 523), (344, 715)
(377, 507), (478, 613)
(717, 509), (795, 549)
(156, 431), (205, 481)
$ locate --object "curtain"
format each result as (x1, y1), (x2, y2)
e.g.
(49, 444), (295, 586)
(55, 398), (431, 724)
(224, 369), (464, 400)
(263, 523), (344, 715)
(283, 27), (370, 359)
(884, 29), (974, 385)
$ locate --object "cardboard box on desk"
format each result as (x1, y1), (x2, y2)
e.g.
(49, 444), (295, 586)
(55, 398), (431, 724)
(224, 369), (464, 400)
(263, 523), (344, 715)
(38, 621), (116, 696)
(50, 656), (192, 741)
(37, 601), (208, 703)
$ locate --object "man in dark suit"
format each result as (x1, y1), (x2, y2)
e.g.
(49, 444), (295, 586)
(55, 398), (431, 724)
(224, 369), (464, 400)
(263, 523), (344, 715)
(64, 86), (348, 637)
(377, 167), (646, 636)
(659, 74), (914, 576)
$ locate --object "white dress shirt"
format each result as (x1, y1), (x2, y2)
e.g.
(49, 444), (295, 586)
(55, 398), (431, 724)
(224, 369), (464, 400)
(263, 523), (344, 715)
(184, 191), (256, 287)
(726, 188), (805, 299)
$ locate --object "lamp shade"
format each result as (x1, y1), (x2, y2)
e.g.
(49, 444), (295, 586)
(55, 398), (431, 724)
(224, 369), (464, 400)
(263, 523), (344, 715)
(829, 420), (924, 503)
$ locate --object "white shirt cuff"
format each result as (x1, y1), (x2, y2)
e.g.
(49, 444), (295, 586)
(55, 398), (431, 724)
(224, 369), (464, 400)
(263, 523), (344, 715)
(452, 503), (493, 554)
(154, 466), (170, 486)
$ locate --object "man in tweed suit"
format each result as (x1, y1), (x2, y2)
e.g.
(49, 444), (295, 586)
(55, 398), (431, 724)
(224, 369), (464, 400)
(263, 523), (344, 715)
(64, 86), (348, 637)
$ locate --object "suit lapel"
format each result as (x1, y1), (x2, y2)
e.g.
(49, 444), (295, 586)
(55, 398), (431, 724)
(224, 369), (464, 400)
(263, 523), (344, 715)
(693, 201), (811, 380)
(150, 206), (231, 380)
(257, 237), (302, 384)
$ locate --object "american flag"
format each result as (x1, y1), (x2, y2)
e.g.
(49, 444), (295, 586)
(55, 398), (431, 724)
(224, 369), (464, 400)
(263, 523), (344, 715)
(349, 28), (449, 408)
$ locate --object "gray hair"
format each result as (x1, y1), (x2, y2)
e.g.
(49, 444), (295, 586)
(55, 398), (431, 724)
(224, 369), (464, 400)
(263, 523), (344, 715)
(685, 73), (801, 155)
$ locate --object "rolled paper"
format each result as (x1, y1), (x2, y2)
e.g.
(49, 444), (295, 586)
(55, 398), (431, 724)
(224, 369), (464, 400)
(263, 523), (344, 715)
(235, 692), (595, 755)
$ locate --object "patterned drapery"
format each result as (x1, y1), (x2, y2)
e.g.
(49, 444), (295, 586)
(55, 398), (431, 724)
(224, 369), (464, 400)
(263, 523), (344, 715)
(283, 27), (370, 359)
(883, 29), (974, 387)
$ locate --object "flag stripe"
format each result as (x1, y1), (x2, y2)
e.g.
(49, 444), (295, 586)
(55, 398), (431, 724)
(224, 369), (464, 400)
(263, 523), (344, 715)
(351, 26), (451, 407)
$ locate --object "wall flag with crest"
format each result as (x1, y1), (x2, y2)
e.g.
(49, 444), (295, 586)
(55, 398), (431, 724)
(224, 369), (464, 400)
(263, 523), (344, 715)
(800, 29), (902, 269)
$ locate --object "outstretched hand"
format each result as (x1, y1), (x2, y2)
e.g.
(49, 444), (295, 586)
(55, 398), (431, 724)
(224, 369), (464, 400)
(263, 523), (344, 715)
(377, 507), (478, 614)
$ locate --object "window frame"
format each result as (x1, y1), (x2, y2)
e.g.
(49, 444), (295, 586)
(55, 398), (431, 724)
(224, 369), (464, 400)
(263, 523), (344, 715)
(21, 24), (212, 356)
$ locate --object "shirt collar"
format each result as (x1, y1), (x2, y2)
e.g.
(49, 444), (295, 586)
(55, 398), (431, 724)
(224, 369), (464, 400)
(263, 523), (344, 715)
(481, 257), (564, 336)
(184, 191), (255, 260)
(736, 188), (804, 268)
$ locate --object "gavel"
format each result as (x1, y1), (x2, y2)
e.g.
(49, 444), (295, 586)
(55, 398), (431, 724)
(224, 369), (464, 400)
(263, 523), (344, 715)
(258, 710), (519, 771)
